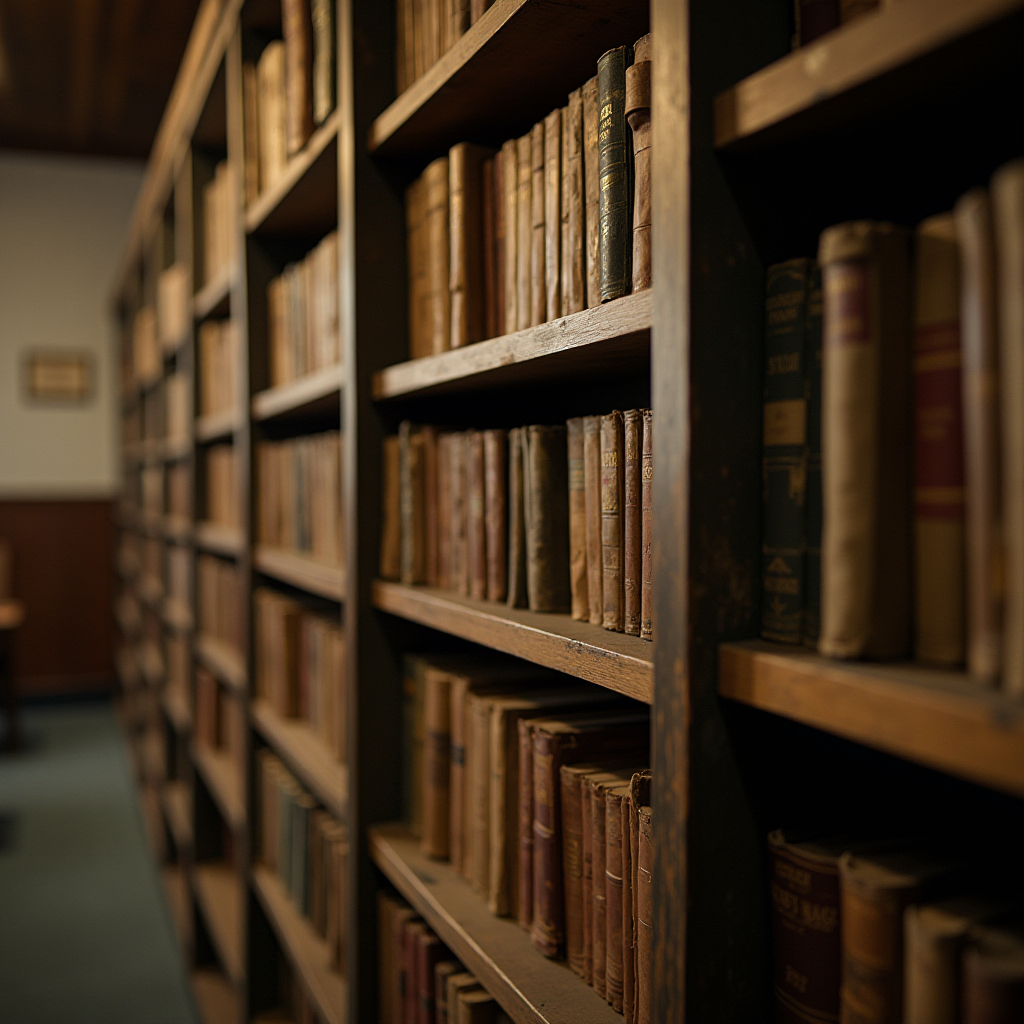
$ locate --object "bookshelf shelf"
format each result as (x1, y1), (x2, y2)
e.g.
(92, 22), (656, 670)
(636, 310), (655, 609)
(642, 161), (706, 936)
(372, 581), (652, 702)
(162, 686), (193, 734)
(195, 409), (240, 443)
(193, 863), (244, 984)
(194, 521), (244, 557)
(246, 108), (341, 237)
(253, 546), (345, 602)
(195, 634), (246, 694)
(251, 699), (348, 820)
(369, 823), (622, 1024)
(193, 742), (246, 830)
(162, 779), (194, 852)
(368, 0), (649, 159)
(192, 969), (240, 1024)
(251, 364), (344, 422)
(251, 866), (348, 1024)
(718, 641), (1024, 798)
(372, 291), (651, 400)
(194, 268), (232, 321)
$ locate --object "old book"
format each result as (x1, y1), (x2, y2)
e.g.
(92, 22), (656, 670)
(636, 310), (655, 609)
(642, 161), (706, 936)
(544, 109), (562, 321)
(422, 667), (452, 859)
(416, 927), (445, 1024)
(283, 0), (314, 156)
(626, 35), (652, 292)
(380, 435), (401, 580)
(450, 143), (490, 348)
(621, 788), (636, 1023)
(962, 924), (1024, 1023)
(492, 150), (506, 336)
(584, 415), (605, 625)
(404, 920), (428, 1023)
(506, 427), (528, 608)
(311, 0), (334, 124)
(406, 176), (428, 359)
(601, 411), (626, 631)
(913, 214), (965, 667)
(501, 140), (518, 336)
(762, 258), (811, 645)
(597, 45), (634, 302)
(587, 773), (611, 997)
(400, 422), (426, 585)
(525, 424), (571, 612)
(257, 41), (288, 191)
(446, 974), (484, 1023)
(450, 432), (469, 597)
(403, 655), (429, 837)
(582, 76), (601, 308)
(623, 409), (642, 635)
(516, 133), (533, 331)
(992, 160), (1024, 696)
(424, 156), (452, 355)
(635, 789), (653, 1024)
(562, 88), (585, 316)
(804, 270), (824, 646)
(466, 431), (487, 600)
(437, 433), (452, 589)
(517, 715), (535, 930)
(605, 782), (632, 1011)
(483, 429), (508, 602)
(567, 417), (590, 621)
(242, 63), (260, 205)
(641, 409), (653, 641)
(819, 222), (912, 659)
(457, 988), (500, 1023)
(955, 189), (1003, 684)
(530, 122), (546, 326)
(435, 960), (463, 1024)
(423, 425), (439, 587)
(482, 156), (498, 340)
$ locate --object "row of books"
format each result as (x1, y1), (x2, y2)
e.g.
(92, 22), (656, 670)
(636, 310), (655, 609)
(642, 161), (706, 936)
(195, 666), (245, 773)
(770, 830), (1024, 1024)
(257, 750), (348, 973)
(793, 0), (888, 48)
(198, 319), (239, 418)
(257, 432), (343, 568)
(157, 263), (189, 352)
(203, 159), (235, 287)
(402, 653), (654, 1018)
(380, 411), (654, 637)
(394, 0), (492, 95)
(242, 0), (335, 208)
(378, 892), (513, 1024)
(266, 230), (340, 387)
(205, 444), (240, 530)
(762, 159), (1024, 694)
(405, 35), (651, 359)
(254, 588), (347, 760)
(197, 554), (243, 654)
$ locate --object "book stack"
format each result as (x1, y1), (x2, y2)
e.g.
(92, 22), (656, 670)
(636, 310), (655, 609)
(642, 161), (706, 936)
(792, 0), (887, 48)
(257, 750), (349, 971)
(165, 372), (189, 444)
(142, 465), (162, 519)
(257, 431), (343, 567)
(403, 34), (651, 358)
(157, 263), (190, 352)
(380, 413), (654, 639)
(254, 588), (346, 759)
(202, 159), (234, 286)
(378, 891), (514, 1024)
(133, 306), (160, 384)
(198, 320), (238, 417)
(242, 0), (336, 206)
(195, 665), (246, 771)
(205, 444), (239, 529)
(401, 653), (654, 1019)
(167, 463), (190, 520)
(266, 230), (340, 387)
(769, 830), (1024, 1024)
(197, 554), (243, 654)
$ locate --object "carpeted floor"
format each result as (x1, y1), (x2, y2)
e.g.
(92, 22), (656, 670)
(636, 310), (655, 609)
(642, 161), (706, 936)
(0, 701), (198, 1024)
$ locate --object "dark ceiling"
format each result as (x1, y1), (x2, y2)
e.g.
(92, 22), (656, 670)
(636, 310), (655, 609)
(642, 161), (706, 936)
(0, 0), (202, 160)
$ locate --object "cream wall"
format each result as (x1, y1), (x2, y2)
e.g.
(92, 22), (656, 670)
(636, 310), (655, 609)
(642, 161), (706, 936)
(0, 152), (144, 497)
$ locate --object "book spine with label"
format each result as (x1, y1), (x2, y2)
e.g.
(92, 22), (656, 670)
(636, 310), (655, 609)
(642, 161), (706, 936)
(283, 0), (314, 156)
(507, 426), (528, 608)
(311, 0), (335, 124)
(530, 122), (546, 327)
(516, 133), (533, 331)
(483, 429), (508, 602)
(422, 672), (451, 861)
(425, 156), (451, 355)
(525, 425), (571, 613)
(626, 34), (652, 292)
(502, 139), (518, 336)
(567, 417), (590, 621)
(583, 75), (601, 309)
(466, 430), (487, 600)
(623, 409), (642, 635)
(544, 108), (562, 321)
(597, 45), (634, 303)
(641, 409), (653, 641)
(601, 411), (626, 631)
(804, 270), (823, 646)
(563, 88), (585, 316)
(449, 143), (488, 349)
(584, 415), (604, 625)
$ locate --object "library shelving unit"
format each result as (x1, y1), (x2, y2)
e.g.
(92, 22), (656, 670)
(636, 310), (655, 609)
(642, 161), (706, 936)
(111, 0), (1024, 1021)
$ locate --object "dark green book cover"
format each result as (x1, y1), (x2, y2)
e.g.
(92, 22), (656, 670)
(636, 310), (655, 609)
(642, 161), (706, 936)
(762, 258), (810, 644)
(597, 45), (634, 303)
(803, 267), (823, 646)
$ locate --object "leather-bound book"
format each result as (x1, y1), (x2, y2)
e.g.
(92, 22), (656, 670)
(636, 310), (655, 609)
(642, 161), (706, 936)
(483, 429), (508, 602)
(449, 431), (469, 596)
(400, 422), (426, 585)
(435, 960), (462, 1024)
(516, 133), (533, 331)
(458, 988), (501, 1023)
(257, 41), (288, 192)
(380, 435), (401, 580)
(450, 143), (490, 349)
(421, 667), (451, 859)
(597, 45), (634, 302)
(582, 76), (601, 308)
(567, 417), (590, 620)
(466, 431), (487, 600)
(584, 415), (604, 624)
(506, 427), (528, 608)
(913, 214), (965, 667)
(563, 88), (585, 316)
(819, 222), (912, 659)
(416, 927), (445, 1024)
(406, 176), (427, 359)
(621, 789), (636, 1023)
(804, 271), (823, 646)
(423, 425), (439, 586)
(402, 655), (430, 837)
(530, 122), (546, 327)
(762, 258), (811, 644)
(641, 409), (653, 641)
(467, 690), (495, 894)
(544, 109), (562, 321)
(404, 920), (428, 1023)
(425, 156), (452, 355)
(517, 715), (535, 929)
(605, 782), (632, 1011)
(282, 0), (314, 156)
(446, 973), (482, 1023)
(601, 411), (626, 631)
(955, 190), (1003, 684)
(587, 772), (612, 996)
(242, 63), (260, 205)
(962, 924), (1024, 1023)
(377, 893), (400, 1024)
(482, 156), (498, 340)
(631, 771), (652, 1024)
(436, 433), (452, 589)
(992, 160), (1024, 696)
(525, 424), (571, 612)
(623, 409), (642, 635)
(311, 0), (334, 125)
(492, 149), (506, 336)
(501, 140), (518, 335)
(798, 0), (840, 44)
(626, 34), (651, 293)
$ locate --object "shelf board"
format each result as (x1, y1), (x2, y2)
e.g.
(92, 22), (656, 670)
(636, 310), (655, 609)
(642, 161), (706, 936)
(370, 823), (622, 1024)
(192, 969), (240, 1024)
(718, 640), (1024, 798)
(193, 269), (232, 321)
(162, 779), (193, 853)
(372, 291), (651, 401)
(195, 634), (247, 694)
(251, 866), (348, 1024)
(714, 0), (1024, 150)
(193, 864), (244, 985)
(368, 0), (649, 159)
(251, 699), (348, 820)
(194, 521), (244, 558)
(193, 742), (246, 831)
(253, 546), (345, 602)
(251, 364), (343, 421)
(372, 581), (652, 702)
(246, 109), (340, 236)
(162, 686), (193, 734)
(195, 409), (240, 443)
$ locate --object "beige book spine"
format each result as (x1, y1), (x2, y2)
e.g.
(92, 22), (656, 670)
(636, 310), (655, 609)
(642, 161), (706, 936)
(424, 156), (451, 355)
(582, 76), (601, 309)
(380, 436), (401, 579)
(449, 143), (488, 348)
(530, 121), (546, 327)
(544, 109), (562, 322)
(516, 134), (532, 331)
(563, 89), (585, 316)
(421, 669), (451, 859)
(583, 415), (604, 625)
(502, 140), (518, 336)
(467, 693), (491, 895)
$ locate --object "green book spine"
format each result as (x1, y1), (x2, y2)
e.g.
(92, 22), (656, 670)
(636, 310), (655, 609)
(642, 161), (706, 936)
(597, 45), (634, 303)
(803, 266), (823, 646)
(762, 258), (810, 644)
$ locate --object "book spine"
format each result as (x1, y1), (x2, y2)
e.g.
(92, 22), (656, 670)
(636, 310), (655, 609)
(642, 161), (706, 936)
(623, 409), (642, 635)
(380, 436), (401, 579)
(424, 157), (451, 355)
(597, 45), (634, 303)
(483, 429), (508, 602)
(561, 766), (589, 978)
(399, 423), (426, 585)
(516, 133), (533, 332)
(804, 271), (823, 646)
(590, 778), (608, 997)
(482, 156), (498, 340)
(913, 215), (965, 667)
(563, 89), (585, 317)
(636, 805), (653, 1024)
(282, 0), (314, 156)
(584, 415), (605, 625)
(581, 771), (594, 982)
(516, 717), (534, 930)
(502, 140), (518, 336)
(448, 681), (467, 873)
(605, 789), (626, 1011)
(405, 178), (425, 359)
(466, 430), (487, 600)
(531, 729), (564, 958)
(436, 434), (451, 589)
(506, 427), (528, 608)
(544, 109), (562, 322)
(417, 932), (444, 1024)
(621, 793), (636, 1024)
(525, 424), (571, 612)
(487, 710), (512, 917)
(243, 63), (260, 205)
(567, 417), (590, 621)
(311, 0), (335, 124)
(582, 76), (601, 308)
(468, 695), (491, 895)
(762, 258), (810, 644)
(961, 932), (1024, 1023)
(601, 411), (626, 631)
(492, 149), (506, 336)
(641, 409), (653, 640)
(903, 906), (969, 1024)
(452, 0), (470, 41)
(530, 122), (546, 327)
(450, 432), (468, 596)
(423, 425), (439, 587)
(449, 143), (487, 349)
(625, 48), (652, 292)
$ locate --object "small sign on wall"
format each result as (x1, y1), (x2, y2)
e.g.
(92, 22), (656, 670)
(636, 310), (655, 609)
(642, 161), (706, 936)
(23, 351), (94, 403)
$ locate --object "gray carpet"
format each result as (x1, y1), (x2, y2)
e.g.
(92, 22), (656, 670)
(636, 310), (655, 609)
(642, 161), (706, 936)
(0, 702), (198, 1024)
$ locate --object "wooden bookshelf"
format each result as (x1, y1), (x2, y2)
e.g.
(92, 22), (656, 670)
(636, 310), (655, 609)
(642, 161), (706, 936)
(193, 863), (244, 984)
(194, 521), (244, 558)
(253, 546), (345, 602)
(162, 780), (194, 852)
(193, 743), (245, 831)
(370, 823), (622, 1024)
(195, 634), (246, 694)
(194, 267), (232, 320)
(192, 969), (240, 1024)
(194, 409), (240, 443)
(252, 866), (348, 1024)
(373, 581), (653, 702)
(251, 364), (344, 421)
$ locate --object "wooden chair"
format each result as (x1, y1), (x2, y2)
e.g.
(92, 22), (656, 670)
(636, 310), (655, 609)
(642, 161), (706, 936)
(0, 540), (25, 751)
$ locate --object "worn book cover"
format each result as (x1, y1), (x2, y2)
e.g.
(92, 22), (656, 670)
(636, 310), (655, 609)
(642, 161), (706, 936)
(626, 35), (652, 293)
(641, 409), (653, 641)
(623, 409), (643, 635)
(483, 429), (508, 602)
(311, 0), (335, 124)
(525, 425), (571, 612)
(584, 415), (604, 624)
(425, 156), (452, 355)
(582, 75), (601, 308)
(501, 139), (518, 336)
(449, 143), (491, 348)
(567, 417), (590, 621)
(466, 430), (487, 600)
(563, 88), (586, 316)
(282, 0), (314, 156)
(516, 133), (533, 331)
(601, 411), (626, 630)
(544, 108), (562, 322)
(380, 435), (401, 580)
(530, 121), (546, 327)
(506, 427), (528, 608)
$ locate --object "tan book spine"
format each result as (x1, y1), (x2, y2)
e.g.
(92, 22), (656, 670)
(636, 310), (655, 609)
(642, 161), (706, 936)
(544, 108), (562, 322)
(424, 156), (451, 355)
(581, 769), (594, 981)
(588, 774), (609, 997)
(450, 431), (469, 596)
(584, 415), (604, 624)
(564, 89), (585, 316)
(257, 42), (287, 191)
(243, 62), (260, 205)
(436, 433), (452, 590)
(623, 409), (642, 635)
(621, 791), (635, 1024)
(506, 427), (528, 608)
(819, 222), (912, 659)
(282, 0), (314, 156)
(466, 430), (487, 600)
(483, 429), (508, 602)
(567, 417), (589, 620)
(467, 692), (492, 895)
(516, 133), (533, 331)
(516, 716), (534, 929)
(560, 763), (591, 979)
(399, 422), (426, 585)
(530, 121), (546, 327)
(423, 425), (439, 587)
(488, 704), (517, 918)
(412, 0), (425, 80)
(421, 668), (451, 858)
(605, 785), (629, 1012)
(449, 143), (489, 348)
(452, 0), (470, 43)
(601, 411), (626, 631)
(482, 156), (498, 340)
(492, 150), (506, 336)
(626, 38), (652, 292)
(448, 676), (469, 873)
(525, 424), (571, 613)
(406, 176), (429, 359)
(641, 409), (653, 641)
(583, 75), (601, 308)
(636, 804), (653, 1024)
(560, 104), (570, 319)
(380, 436), (401, 579)
(502, 140), (518, 336)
